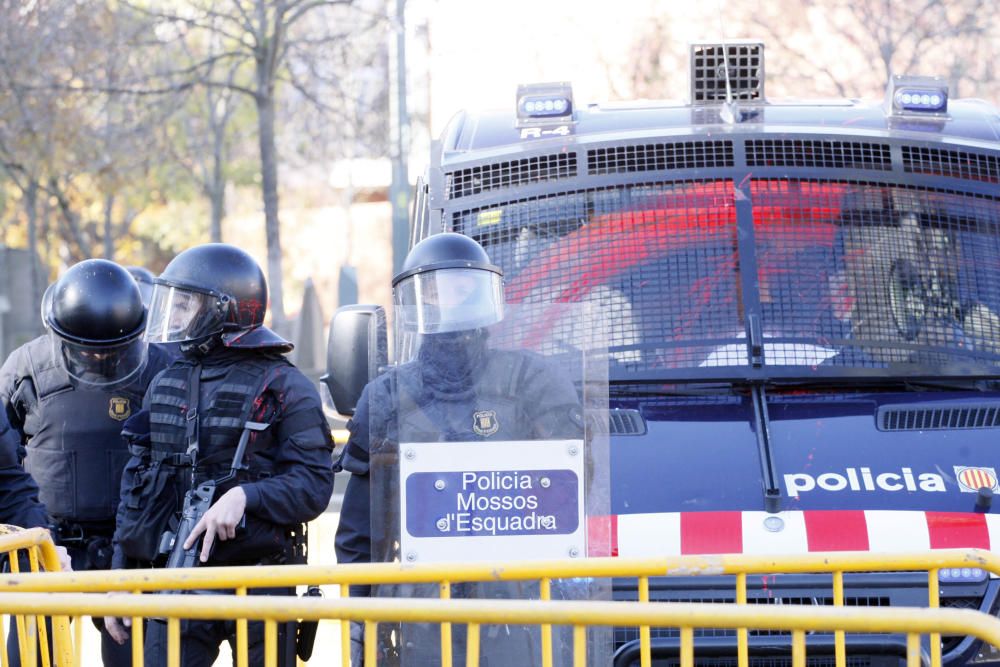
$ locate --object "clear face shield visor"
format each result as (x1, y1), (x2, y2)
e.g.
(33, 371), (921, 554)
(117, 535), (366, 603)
(144, 284), (224, 344)
(393, 267), (504, 336)
(51, 333), (147, 388)
(135, 280), (154, 309)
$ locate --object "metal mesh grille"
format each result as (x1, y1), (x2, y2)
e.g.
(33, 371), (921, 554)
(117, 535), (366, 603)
(588, 141), (734, 175)
(879, 404), (1000, 430)
(615, 596), (892, 645)
(902, 145), (1000, 184)
(746, 140), (891, 170)
(611, 579), (962, 665)
(588, 409), (647, 435)
(939, 597), (984, 651)
(690, 43), (764, 102)
(451, 178), (1000, 378)
(457, 180), (742, 370)
(446, 152), (577, 199)
(750, 179), (1000, 369)
(618, 657), (871, 667)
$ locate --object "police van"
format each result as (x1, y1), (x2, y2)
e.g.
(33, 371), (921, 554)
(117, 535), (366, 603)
(327, 41), (1000, 666)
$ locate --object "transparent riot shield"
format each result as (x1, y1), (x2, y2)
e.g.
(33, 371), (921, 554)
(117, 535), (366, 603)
(370, 302), (610, 667)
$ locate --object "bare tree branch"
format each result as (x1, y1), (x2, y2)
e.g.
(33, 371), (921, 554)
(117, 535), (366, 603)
(229, 0), (258, 40)
(285, 0), (354, 29)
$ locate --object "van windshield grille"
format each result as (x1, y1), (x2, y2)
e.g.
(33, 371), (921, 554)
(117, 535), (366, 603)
(452, 178), (1000, 381)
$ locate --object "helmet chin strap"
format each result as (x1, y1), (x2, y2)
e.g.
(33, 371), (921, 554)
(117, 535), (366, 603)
(180, 334), (221, 358)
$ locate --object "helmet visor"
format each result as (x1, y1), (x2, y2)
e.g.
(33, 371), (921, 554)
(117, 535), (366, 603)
(52, 333), (147, 388)
(144, 284), (223, 344)
(135, 280), (154, 308)
(394, 267), (504, 334)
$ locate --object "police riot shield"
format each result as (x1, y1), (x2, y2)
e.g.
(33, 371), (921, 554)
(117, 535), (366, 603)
(370, 302), (610, 666)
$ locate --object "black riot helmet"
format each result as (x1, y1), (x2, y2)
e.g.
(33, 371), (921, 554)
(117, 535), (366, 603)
(44, 259), (148, 387)
(144, 243), (291, 353)
(126, 266), (156, 307)
(392, 233), (504, 335)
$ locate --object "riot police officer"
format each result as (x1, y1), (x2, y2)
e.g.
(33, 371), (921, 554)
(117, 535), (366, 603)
(0, 407), (48, 531)
(334, 233), (583, 665)
(0, 258), (173, 666)
(0, 405), (71, 573)
(107, 243), (333, 667)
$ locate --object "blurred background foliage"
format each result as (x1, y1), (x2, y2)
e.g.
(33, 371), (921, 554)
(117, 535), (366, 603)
(0, 0), (996, 338)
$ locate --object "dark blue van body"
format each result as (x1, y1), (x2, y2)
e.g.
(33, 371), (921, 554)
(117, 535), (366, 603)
(411, 63), (1000, 666)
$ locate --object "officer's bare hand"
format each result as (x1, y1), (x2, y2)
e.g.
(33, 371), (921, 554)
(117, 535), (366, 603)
(184, 486), (247, 563)
(103, 614), (131, 645)
(103, 592), (131, 646)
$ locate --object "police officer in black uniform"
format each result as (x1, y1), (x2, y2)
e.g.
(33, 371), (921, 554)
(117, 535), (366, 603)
(0, 258), (173, 666)
(107, 243), (333, 667)
(0, 404), (71, 574)
(0, 407), (49, 531)
(0, 406), (73, 664)
(334, 233), (583, 665)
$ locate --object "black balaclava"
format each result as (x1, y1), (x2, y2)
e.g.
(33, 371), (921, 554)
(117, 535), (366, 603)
(416, 329), (489, 395)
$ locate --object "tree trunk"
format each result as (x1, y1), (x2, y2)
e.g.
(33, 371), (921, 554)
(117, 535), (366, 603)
(209, 185), (225, 243)
(255, 87), (286, 335)
(24, 180), (40, 311)
(103, 194), (115, 259)
(51, 179), (91, 261)
(39, 194), (51, 276)
(209, 122), (226, 243)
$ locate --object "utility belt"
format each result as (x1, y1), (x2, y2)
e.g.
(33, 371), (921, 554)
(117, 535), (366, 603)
(194, 467), (273, 487)
(129, 446), (192, 466)
(51, 519), (115, 546)
(49, 520), (115, 571)
(127, 445), (274, 480)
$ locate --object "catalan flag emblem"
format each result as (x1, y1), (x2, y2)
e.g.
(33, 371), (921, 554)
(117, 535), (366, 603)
(954, 466), (999, 493)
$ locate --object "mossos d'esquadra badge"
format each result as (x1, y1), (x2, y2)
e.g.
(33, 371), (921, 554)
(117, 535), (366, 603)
(473, 410), (499, 437)
(109, 397), (131, 421)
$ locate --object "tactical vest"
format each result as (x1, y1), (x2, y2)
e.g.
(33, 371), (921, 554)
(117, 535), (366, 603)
(146, 357), (286, 487)
(16, 337), (146, 522)
(395, 350), (534, 443)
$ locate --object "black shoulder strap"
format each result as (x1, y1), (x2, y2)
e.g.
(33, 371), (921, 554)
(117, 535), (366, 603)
(185, 363), (201, 466)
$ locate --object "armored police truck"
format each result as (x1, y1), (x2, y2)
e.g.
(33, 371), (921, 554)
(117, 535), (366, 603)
(327, 41), (1000, 667)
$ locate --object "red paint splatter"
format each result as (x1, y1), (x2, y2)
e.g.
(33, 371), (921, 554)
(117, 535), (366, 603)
(238, 299), (264, 326)
(503, 180), (847, 349)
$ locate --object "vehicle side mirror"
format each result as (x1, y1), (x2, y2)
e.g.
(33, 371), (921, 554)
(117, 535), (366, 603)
(321, 305), (387, 416)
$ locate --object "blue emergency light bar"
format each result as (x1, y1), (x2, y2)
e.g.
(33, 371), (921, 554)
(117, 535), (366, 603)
(895, 90), (947, 112)
(516, 82), (574, 123)
(886, 75), (948, 116)
(938, 566), (987, 583)
(522, 97), (570, 116)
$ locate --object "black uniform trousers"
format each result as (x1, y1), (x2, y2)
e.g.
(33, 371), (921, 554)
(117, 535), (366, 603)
(142, 588), (296, 667)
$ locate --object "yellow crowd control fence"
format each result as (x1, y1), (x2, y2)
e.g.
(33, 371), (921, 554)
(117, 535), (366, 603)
(2, 526), (1000, 667)
(0, 527), (73, 667)
(0, 589), (998, 667)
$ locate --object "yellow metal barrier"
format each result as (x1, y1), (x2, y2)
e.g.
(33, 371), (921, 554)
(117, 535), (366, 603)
(1, 548), (999, 666)
(3, 549), (995, 593)
(0, 592), (995, 667)
(0, 528), (73, 667)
